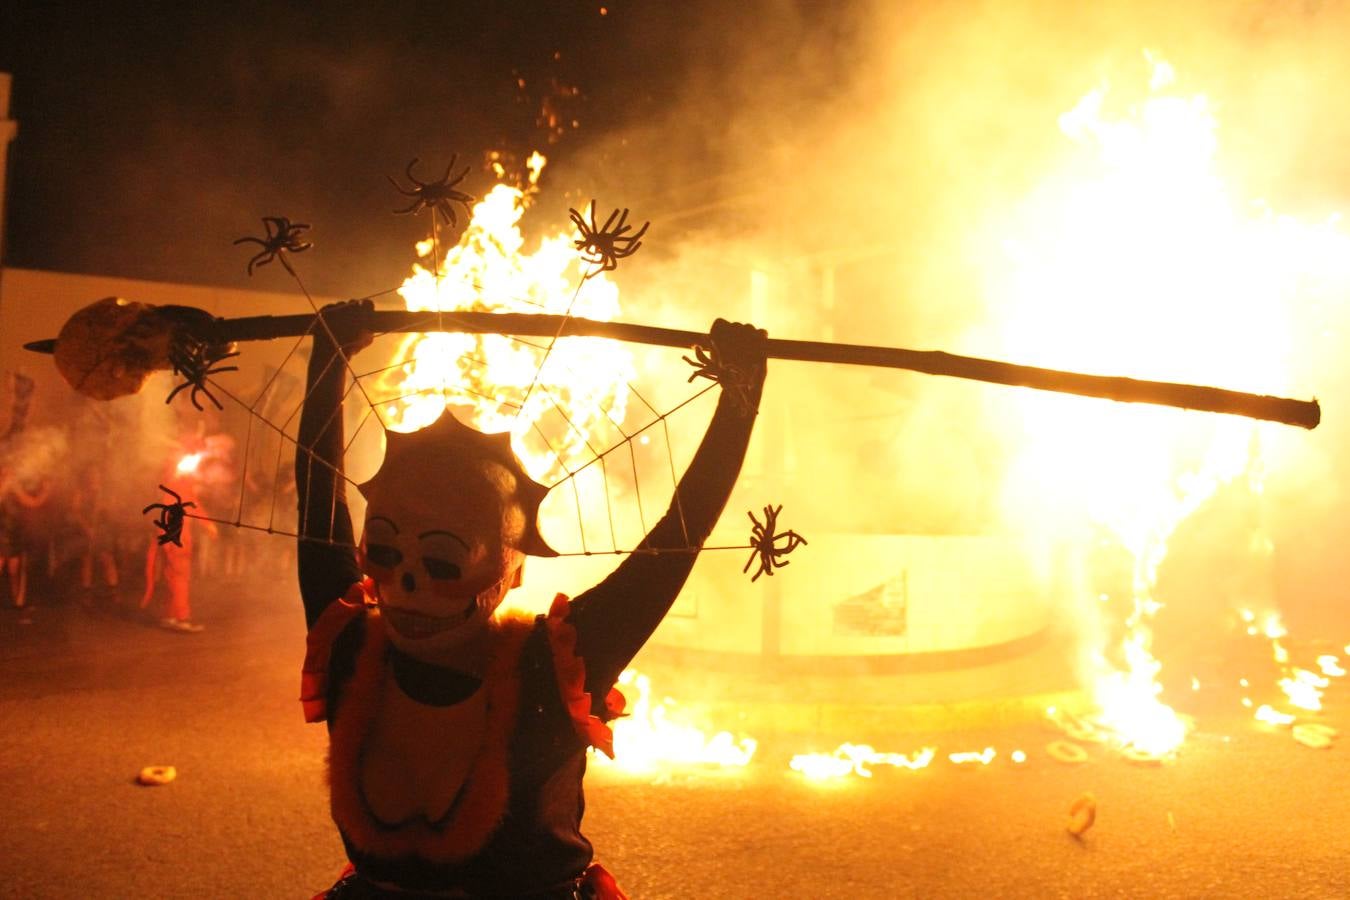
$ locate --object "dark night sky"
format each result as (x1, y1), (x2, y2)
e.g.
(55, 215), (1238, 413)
(0, 1), (856, 297)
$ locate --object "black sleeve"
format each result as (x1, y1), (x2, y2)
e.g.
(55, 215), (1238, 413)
(295, 334), (362, 629)
(568, 377), (763, 697)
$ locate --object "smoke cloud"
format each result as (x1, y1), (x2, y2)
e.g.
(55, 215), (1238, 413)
(551, 0), (1350, 671)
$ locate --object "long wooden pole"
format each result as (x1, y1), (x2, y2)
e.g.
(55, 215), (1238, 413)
(223, 308), (1320, 429)
(25, 306), (1321, 429)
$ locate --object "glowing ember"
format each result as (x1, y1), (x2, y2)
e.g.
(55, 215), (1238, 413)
(1244, 611), (1338, 718)
(589, 670), (757, 774)
(1279, 668), (1330, 712)
(176, 452), (204, 475)
(789, 751), (856, 782)
(377, 156), (635, 485)
(987, 53), (1340, 757)
(948, 747), (996, 766)
(789, 744), (936, 782)
(1254, 705), (1295, 727)
(1241, 608), (1289, 640)
(1271, 641), (1290, 666)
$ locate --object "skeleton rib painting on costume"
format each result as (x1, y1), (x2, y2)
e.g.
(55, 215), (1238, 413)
(27, 144), (1320, 898)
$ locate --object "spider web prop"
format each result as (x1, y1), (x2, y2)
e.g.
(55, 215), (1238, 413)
(156, 186), (799, 581)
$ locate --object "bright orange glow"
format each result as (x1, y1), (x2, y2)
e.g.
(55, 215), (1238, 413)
(589, 669), (757, 774)
(1243, 610), (1336, 719)
(176, 452), (203, 475)
(789, 744), (937, 781)
(988, 53), (1341, 757)
(1279, 668), (1330, 712)
(1317, 655), (1346, 678)
(947, 747), (996, 766)
(377, 156), (634, 486)
(1254, 704), (1295, 727)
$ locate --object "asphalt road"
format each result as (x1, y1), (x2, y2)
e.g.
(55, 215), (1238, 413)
(1, 585), (1346, 900)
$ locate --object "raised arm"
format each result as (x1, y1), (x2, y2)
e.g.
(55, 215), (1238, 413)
(295, 301), (371, 628)
(569, 319), (767, 693)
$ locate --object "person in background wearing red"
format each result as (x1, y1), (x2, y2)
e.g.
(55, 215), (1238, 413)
(140, 449), (217, 633)
(1, 462), (50, 622)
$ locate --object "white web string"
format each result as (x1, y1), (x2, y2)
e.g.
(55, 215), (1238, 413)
(511, 262), (597, 426)
(164, 201), (750, 564)
(186, 342), (736, 561)
(280, 257), (389, 433)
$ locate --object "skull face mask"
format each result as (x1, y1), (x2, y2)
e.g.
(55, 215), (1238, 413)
(356, 413), (556, 662)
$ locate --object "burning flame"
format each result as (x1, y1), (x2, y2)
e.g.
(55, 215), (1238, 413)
(377, 155), (635, 485)
(1255, 704), (1295, 727)
(948, 747), (997, 766)
(790, 744), (936, 782)
(176, 452), (204, 476)
(984, 52), (1342, 757)
(1278, 668), (1329, 712)
(1241, 610), (1345, 724)
(1317, 655), (1345, 678)
(590, 669), (757, 773)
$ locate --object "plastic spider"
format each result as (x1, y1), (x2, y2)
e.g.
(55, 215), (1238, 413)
(388, 156), (475, 227)
(743, 504), (807, 582)
(233, 216), (313, 276)
(683, 342), (754, 415)
(143, 484), (197, 548)
(568, 201), (650, 279)
(165, 336), (239, 411)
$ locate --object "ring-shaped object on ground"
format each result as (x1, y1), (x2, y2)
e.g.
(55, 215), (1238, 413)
(136, 765), (177, 786)
(1066, 791), (1098, 837)
(1046, 740), (1089, 764)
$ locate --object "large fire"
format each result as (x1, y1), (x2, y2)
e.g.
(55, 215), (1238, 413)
(983, 53), (1344, 757)
(793, 52), (1344, 782)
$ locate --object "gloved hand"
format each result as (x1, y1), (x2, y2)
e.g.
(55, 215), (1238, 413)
(683, 318), (768, 415)
(708, 318), (768, 382)
(316, 299), (375, 356)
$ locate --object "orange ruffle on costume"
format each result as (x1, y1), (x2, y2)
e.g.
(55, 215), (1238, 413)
(301, 588), (632, 898)
(581, 861), (631, 900)
(299, 578), (375, 723)
(543, 593), (626, 758)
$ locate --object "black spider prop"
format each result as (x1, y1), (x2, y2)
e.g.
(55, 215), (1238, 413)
(743, 504), (807, 582)
(233, 216), (313, 276)
(165, 335), (239, 411)
(388, 156), (475, 227)
(683, 342), (755, 415)
(568, 201), (650, 279)
(143, 484), (197, 547)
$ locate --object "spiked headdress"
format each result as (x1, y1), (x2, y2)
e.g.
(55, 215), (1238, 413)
(358, 412), (558, 557)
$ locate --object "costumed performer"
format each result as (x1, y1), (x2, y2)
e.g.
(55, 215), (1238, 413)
(297, 300), (767, 899)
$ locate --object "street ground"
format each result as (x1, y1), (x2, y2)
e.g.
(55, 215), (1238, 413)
(0, 583), (1346, 900)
